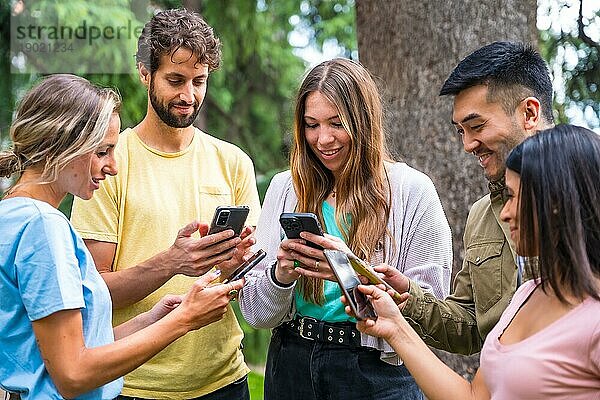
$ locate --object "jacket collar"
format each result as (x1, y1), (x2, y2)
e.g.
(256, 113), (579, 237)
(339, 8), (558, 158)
(488, 176), (506, 205)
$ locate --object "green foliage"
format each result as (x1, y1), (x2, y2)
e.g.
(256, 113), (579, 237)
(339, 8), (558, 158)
(538, 1), (600, 128)
(10, 0), (146, 74)
(83, 73), (148, 131)
(199, 1), (305, 175)
(0, 0), (148, 152)
(293, 0), (357, 58)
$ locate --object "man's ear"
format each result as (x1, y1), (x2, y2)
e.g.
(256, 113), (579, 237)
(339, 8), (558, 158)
(519, 97), (542, 132)
(138, 63), (151, 87)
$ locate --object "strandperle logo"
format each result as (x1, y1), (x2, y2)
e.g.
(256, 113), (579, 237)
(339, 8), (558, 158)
(14, 20), (143, 46)
(10, 1), (150, 74)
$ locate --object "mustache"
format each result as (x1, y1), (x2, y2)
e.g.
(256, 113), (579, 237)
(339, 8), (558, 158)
(472, 146), (491, 157)
(170, 100), (197, 107)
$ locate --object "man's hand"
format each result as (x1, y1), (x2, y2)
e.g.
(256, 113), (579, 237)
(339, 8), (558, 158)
(372, 264), (410, 294)
(215, 226), (256, 277)
(166, 221), (242, 277)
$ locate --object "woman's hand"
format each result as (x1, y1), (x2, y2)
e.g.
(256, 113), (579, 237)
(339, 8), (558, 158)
(303, 232), (351, 253)
(345, 284), (405, 341)
(177, 271), (245, 331)
(146, 294), (183, 324)
(284, 233), (344, 282)
(273, 239), (303, 285)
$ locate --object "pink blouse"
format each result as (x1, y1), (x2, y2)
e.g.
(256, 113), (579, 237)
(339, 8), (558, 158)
(480, 280), (600, 399)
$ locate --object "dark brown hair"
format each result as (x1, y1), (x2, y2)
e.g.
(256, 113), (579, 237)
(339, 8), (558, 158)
(506, 124), (600, 303)
(135, 8), (221, 73)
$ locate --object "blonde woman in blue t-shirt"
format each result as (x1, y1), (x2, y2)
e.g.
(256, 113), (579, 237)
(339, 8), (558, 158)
(0, 74), (242, 399)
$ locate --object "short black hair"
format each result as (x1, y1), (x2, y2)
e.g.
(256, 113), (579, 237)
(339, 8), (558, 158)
(507, 124), (600, 303)
(440, 41), (554, 124)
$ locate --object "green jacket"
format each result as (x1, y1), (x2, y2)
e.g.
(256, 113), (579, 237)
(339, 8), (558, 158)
(402, 182), (519, 355)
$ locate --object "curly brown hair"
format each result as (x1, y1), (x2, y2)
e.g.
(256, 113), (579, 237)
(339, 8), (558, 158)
(135, 8), (221, 73)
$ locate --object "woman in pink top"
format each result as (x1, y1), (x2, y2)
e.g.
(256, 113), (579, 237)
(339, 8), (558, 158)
(345, 124), (600, 399)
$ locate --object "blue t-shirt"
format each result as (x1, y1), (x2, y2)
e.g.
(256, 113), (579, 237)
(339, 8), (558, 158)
(0, 198), (122, 399)
(295, 201), (354, 322)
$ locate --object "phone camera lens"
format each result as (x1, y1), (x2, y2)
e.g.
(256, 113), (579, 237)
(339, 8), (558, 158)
(217, 210), (230, 226)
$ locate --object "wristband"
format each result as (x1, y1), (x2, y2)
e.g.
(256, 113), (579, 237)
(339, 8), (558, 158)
(270, 262), (294, 288)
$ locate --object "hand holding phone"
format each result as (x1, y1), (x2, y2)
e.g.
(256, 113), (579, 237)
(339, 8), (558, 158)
(279, 212), (324, 249)
(208, 206), (250, 237)
(223, 249), (266, 283)
(346, 254), (404, 302)
(323, 249), (377, 320)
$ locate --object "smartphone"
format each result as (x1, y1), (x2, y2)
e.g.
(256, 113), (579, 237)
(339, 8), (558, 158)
(208, 205), (250, 237)
(347, 253), (403, 302)
(279, 212), (324, 249)
(223, 249), (266, 283)
(323, 249), (377, 320)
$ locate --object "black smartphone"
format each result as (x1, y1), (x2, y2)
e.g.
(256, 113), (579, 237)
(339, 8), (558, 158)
(279, 212), (324, 249)
(223, 249), (266, 283)
(323, 249), (377, 320)
(208, 205), (250, 237)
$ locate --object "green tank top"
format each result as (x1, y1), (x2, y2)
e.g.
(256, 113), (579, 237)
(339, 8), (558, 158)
(294, 201), (355, 322)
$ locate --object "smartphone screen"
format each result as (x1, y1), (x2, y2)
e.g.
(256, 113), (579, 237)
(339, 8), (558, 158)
(224, 249), (266, 283)
(279, 212), (324, 249)
(324, 249), (377, 320)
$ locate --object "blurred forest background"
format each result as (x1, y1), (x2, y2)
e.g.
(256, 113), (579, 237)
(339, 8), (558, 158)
(1, 0), (598, 383)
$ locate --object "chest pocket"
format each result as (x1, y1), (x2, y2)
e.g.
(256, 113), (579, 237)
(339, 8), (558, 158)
(466, 241), (504, 313)
(196, 185), (233, 221)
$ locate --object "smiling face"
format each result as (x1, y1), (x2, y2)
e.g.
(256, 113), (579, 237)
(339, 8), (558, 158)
(303, 91), (352, 180)
(147, 47), (208, 128)
(59, 113), (120, 200)
(452, 85), (528, 182)
(500, 168), (523, 251)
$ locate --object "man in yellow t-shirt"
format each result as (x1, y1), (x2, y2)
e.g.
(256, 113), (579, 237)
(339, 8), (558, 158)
(71, 9), (260, 400)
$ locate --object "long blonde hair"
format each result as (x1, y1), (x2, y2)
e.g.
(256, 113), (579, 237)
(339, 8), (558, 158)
(291, 58), (392, 304)
(0, 74), (121, 185)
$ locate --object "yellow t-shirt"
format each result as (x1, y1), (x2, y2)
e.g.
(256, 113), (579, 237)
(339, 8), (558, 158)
(71, 128), (261, 399)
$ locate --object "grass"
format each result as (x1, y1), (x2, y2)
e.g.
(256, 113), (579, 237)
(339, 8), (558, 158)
(248, 370), (265, 399)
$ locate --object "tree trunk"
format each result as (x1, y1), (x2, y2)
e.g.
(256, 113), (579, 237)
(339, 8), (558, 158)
(356, 0), (537, 380)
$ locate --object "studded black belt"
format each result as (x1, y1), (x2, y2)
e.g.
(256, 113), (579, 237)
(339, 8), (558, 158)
(281, 315), (361, 347)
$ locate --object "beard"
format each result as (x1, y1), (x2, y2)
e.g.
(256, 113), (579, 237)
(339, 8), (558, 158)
(486, 119), (528, 183)
(149, 80), (200, 128)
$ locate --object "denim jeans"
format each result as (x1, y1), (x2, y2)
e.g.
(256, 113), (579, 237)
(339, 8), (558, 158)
(265, 327), (424, 400)
(116, 375), (249, 400)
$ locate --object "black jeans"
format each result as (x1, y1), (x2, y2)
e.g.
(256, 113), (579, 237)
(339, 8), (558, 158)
(116, 375), (249, 400)
(265, 326), (424, 400)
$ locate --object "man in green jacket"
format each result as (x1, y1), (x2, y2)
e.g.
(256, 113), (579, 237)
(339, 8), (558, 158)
(386, 41), (554, 355)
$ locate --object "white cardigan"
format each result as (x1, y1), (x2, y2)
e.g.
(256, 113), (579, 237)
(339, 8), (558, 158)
(239, 162), (453, 364)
